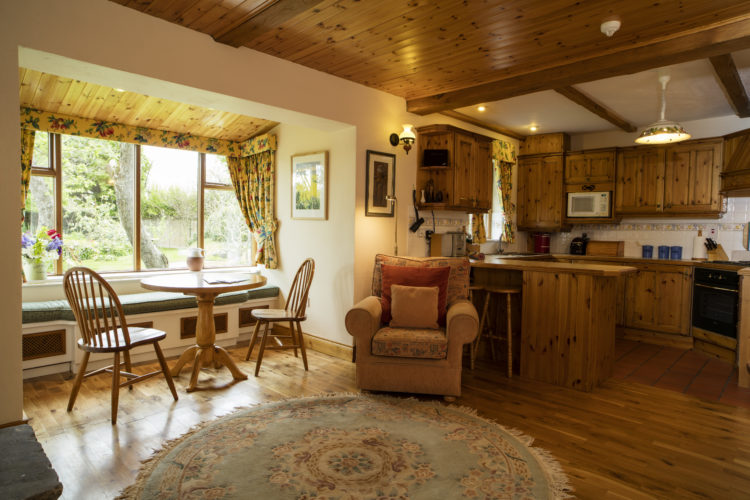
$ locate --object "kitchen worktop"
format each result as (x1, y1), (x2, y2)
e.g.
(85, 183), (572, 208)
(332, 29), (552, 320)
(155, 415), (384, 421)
(471, 255), (635, 276)
(481, 253), (750, 271)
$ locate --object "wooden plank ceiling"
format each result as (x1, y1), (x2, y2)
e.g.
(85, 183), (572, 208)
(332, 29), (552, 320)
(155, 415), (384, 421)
(18, 68), (278, 142)
(112, 0), (750, 118)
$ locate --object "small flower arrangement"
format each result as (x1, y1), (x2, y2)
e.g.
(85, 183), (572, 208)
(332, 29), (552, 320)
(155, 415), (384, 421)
(22, 227), (63, 263)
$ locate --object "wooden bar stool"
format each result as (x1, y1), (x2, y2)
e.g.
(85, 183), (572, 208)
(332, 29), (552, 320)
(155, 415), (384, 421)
(470, 285), (521, 377)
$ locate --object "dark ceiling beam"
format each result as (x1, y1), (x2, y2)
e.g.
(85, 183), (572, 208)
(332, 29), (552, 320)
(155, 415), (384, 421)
(439, 110), (526, 140)
(710, 53), (750, 118)
(213, 0), (326, 48)
(554, 86), (636, 133)
(407, 16), (750, 115)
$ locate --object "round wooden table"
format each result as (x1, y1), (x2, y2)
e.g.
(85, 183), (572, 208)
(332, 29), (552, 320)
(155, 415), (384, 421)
(141, 272), (266, 392)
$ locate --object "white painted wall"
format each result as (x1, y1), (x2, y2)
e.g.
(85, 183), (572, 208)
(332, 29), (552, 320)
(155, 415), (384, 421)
(0, 0), (515, 424)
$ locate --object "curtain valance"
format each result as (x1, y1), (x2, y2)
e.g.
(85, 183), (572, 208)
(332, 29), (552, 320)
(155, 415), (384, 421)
(20, 107), (275, 157)
(492, 139), (516, 164)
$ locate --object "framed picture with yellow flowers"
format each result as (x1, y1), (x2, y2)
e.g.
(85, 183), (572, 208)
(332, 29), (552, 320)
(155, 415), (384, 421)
(292, 151), (328, 220)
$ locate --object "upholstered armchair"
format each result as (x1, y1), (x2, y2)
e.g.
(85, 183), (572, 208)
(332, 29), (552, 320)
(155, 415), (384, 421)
(345, 254), (479, 398)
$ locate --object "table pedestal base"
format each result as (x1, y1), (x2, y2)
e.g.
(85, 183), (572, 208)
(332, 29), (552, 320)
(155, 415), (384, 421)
(171, 344), (248, 392)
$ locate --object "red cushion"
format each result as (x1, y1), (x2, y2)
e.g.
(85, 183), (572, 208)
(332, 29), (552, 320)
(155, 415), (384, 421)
(380, 264), (450, 325)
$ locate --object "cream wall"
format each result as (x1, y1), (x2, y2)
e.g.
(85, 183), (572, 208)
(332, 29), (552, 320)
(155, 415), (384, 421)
(0, 0), (514, 424)
(270, 123), (356, 345)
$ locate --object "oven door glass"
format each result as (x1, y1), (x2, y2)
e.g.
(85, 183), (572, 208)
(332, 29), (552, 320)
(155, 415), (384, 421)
(692, 283), (738, 338)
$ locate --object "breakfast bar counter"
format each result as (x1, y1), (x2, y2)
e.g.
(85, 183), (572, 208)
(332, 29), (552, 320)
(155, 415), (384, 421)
(472, 257), (636, 391)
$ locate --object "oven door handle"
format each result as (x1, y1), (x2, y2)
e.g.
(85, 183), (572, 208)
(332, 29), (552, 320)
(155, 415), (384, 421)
(694, 282), (739, 293)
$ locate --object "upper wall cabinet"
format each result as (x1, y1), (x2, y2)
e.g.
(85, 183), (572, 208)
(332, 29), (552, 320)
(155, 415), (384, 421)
(416, 125), (493, 212)
(517, 133), (569, 231)
(565, 150), (615, 186)
(517, 154), (565, 231)
(616, 139), (723, 217)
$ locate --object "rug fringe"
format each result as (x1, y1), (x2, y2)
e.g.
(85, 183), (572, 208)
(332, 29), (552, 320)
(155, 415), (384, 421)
(117, 391), (574, 499)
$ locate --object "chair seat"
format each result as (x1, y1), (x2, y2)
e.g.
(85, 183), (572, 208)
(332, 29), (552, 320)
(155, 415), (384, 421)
(77, 327), (167, 353)
(252, 308), (305, 322)
(372, 326), (448, 359)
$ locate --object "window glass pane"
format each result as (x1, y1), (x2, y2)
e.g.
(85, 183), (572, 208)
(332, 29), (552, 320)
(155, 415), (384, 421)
(204, 189), (252, 267)
(206, 154), (231, 185)
(61, 136), (135, 272)
(23, 176), (55, 235)
(141, 146), (199, 269)
(32, 131), (49, 168)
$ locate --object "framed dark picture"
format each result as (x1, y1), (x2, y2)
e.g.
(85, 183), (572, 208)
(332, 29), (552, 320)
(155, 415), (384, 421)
(365, 150), (396, 217)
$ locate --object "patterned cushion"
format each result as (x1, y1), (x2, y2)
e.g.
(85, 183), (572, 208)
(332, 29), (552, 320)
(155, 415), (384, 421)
(372, 254), (470, 308)
(371, 326), (448, 359)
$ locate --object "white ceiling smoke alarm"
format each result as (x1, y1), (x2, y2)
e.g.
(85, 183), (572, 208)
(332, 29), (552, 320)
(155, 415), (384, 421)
(600, 20), (621, 37)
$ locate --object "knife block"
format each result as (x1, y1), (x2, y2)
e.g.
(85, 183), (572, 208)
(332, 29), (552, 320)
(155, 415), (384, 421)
(707, 244), (729, 261)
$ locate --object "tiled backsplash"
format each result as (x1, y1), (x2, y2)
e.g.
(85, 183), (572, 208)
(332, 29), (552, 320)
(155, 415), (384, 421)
(551, 197), (750, 259)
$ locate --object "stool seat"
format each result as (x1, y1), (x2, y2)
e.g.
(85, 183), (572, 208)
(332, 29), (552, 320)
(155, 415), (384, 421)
(469, 285), (521, 376)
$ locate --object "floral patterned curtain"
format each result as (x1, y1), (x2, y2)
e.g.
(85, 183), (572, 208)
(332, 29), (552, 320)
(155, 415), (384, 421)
(470, 213), (487, 244)
(492, 140), (516, 243)
(21, 128), (35, 222)
(227, 151), (279, 269)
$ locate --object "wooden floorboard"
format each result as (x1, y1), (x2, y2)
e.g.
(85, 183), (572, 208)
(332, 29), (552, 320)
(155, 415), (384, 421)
(22, 345), (750, 499)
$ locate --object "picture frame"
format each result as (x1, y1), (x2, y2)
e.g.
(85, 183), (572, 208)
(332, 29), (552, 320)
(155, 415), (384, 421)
(292, 151), (328, 220)
(365, 150), (396, 217)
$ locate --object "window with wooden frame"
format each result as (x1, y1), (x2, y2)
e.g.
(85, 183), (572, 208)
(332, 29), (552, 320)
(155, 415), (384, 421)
(23, 132), (253, 274)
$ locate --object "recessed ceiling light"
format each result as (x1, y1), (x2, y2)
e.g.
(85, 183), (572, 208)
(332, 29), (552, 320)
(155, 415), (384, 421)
(530, 125), (538, 132)
(477, 105), (486, 112)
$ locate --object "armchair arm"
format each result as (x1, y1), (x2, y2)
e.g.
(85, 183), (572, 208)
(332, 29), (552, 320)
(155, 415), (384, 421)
(345, 296), (382, 344)
(445, 299), (479, 346)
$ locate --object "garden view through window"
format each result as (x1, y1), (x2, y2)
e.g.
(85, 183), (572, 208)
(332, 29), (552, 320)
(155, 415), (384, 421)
(23, 131), (253, 273)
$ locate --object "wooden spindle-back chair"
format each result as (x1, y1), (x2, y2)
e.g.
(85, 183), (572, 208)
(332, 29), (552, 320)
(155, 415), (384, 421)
(63, 267), (178, 424)
(245, 258), (315, 375)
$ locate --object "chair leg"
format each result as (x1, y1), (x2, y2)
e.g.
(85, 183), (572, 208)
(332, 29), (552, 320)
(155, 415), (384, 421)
(255, 321), (271, 377)
(123, 350), (133, 391)
(289, 321), (298, 357)
(296, 321), (309, 371)
(111, 351), (121, 425)
(153, 343), (178, 401)
(506, 293), (513, 378)
(471, 292), (490, 370)
(67, 351), (90, 412)
(245, 320), (262, 361)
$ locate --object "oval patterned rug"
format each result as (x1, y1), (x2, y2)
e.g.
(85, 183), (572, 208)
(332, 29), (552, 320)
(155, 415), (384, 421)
(118, 394), (572, 499)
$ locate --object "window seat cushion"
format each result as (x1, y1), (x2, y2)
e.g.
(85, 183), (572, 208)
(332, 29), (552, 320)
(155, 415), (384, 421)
(22, 284), (280, 324)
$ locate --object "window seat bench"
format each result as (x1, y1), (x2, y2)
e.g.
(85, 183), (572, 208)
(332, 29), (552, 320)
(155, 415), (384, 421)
(22, 285), (280, 324)
(21, 284), (280, 379)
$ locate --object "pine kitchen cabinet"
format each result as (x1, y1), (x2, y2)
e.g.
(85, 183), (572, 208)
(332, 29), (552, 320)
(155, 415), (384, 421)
(416, 125), (493, 212)
(615, 138), (723, 217)
(517, 154), (566, 231)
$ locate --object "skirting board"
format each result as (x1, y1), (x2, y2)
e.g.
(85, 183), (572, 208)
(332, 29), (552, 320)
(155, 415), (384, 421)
(271, 324), (353, 361)
(617, 327), (693, 349)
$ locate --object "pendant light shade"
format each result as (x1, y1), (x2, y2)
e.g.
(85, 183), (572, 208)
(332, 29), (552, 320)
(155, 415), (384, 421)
(635, 74), (691, 145)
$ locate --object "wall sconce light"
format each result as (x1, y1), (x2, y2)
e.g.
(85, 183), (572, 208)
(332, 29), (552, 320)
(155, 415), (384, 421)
(389, 124), (416, 154)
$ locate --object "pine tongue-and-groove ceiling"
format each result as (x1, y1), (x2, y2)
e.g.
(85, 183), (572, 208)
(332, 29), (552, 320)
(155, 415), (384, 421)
(19, 67), (278, 142)
(111, 0), (750, 138)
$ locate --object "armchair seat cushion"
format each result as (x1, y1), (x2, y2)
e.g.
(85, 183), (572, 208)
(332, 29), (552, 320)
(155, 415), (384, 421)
(371, 326), (448, 359)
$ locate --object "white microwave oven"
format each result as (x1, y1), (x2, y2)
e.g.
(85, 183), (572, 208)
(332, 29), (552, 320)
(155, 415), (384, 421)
(567, 191), (611, 218)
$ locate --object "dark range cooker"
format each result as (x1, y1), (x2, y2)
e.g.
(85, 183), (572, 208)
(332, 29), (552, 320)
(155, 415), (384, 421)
(692, 265), (743, 340)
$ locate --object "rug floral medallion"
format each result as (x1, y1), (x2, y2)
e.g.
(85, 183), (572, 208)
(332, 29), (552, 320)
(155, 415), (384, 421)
(119, 394), (571, 499)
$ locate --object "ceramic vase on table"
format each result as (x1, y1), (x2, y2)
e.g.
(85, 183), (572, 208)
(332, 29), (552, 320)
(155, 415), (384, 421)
(26, 260), (47, 281)
(186, 248), (204, 271)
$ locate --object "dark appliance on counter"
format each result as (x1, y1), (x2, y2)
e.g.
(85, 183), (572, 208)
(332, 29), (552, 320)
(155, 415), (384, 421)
(533, 232), (551, 253)
(570, 233), (589, 255)
(692, 267), (739, 341)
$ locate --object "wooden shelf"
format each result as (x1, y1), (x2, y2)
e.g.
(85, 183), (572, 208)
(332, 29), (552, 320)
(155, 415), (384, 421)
(419, 165), (451, 170)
